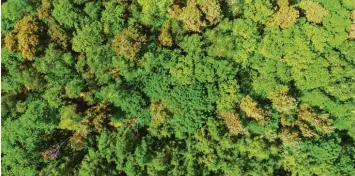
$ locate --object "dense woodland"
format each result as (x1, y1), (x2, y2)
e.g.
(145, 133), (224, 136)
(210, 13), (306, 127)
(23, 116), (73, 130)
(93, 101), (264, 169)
(1, 0), (355, 175)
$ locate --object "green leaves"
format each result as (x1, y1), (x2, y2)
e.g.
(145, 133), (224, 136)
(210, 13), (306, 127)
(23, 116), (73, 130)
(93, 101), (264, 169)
(2, 0), (355, 175)
(1, 0), (34, 33)
(52, 0), (83, 28)
(73, 21), (103, 54)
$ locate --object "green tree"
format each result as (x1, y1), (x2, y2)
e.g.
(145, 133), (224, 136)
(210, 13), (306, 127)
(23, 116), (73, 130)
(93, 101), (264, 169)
(52, 0), (83, 28)
(1, 0), (34, 33)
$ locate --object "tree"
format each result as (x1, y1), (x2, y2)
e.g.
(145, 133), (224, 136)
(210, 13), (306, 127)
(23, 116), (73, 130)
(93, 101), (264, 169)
(15, 15), (44, 60)
(34, 45), (74, 85)
(100, 1), (126, 34)
(72, 21), (103, 54)
(2, 99), (58, 175)
(3, 30), (17, 51)
(47, 20), (71, 49)
(158, 21), (174, 46)
(1, 0), (34, 33)
(52, 0), (83, 28)
(219, 112), (248, 135)
(240, 96), (265, 124)
(268, 0), (299, 29)
(37, 0), (52, 19)
(112, 27), (147, 62)
(296, 104), (334, 137)
(2, 1), (355, 175)
(243, 0), (274, 24)
(298, 1), (329, 24)
(281, 139), (355, 176)
(137, 0), (171, 28)
(348, 10), (355, 40)
(169, 0), (222, 32)
(268, 86), (297, 114)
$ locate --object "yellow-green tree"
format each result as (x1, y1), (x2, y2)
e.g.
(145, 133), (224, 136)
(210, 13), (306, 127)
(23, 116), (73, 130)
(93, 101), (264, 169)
(240, 95), (265, 125)
(298, 1), (329, 24)
(268, 0), (299, 29)
(169, 0), (222, 32)
(112, 28), (147, 62)
(219, 111), (248, 135)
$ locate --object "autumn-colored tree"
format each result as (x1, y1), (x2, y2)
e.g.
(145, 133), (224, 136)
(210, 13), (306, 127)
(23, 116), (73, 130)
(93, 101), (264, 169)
(219, 111), (248, 135)
(112, 27), (147, 62)
(15, 15), (43, 60)
(150, 100), (169, 127)
(47, 20), (70, 49)
(2, 0), (355, 175)
(3, 30), (18, 51)
(84, 104), (110, 133)
(37, 0), (52, 19)
(268, 87), (297, 114)
(158, 21), (174, 46)
(298, 1), (329, 24)
(296, 104), (334, 137)
(268, 0), (299, 29)
(279, 128), (300, 146)
(169, 0), (222, 32)
(240, 95), (265, 124)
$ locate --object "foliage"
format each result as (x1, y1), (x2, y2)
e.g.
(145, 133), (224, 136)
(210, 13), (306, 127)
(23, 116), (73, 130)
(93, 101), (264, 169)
(2, 0), (355, 175)
(268, 0), (299, 29)
(112, 27), (147, 62)
(298, 1), (329, 24)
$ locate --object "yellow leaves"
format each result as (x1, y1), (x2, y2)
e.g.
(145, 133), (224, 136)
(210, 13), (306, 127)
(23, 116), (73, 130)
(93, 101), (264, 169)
(4, 15), (43, 60)
(281, 114), (290, 127)
(109, 122), (122, 128)
(280, 104), (334, 138)
(16, 15), (42, 60)
(296, 104), (334, 137)
(240, 95), (265, 125)
(169, 0), (222, 32)
(3, 31), (17, 51)
(197, 0), (222, 25)
(277, 0), (289, 7)
(296, 121), (317, 137)
(150, 100), (169, 127)
(158, 21), (173, 46)
(279, 103), (334, 140)
(169, 2), (205, 32)
(298, 1), (329, 24)
(268, 87), (297, 114)
(268, 0), (329, 28)
(37, 0), (52, 19)
(70, 132), (87, 150)
(269, 0), (299, 29)
(148, 100), (172, 138)
(48, 20), (70, 49)
(280, 128), (300, 146)
(85, 104), (110, 133)
(112, 28), (147, 62)
(219, 112), (248, 135)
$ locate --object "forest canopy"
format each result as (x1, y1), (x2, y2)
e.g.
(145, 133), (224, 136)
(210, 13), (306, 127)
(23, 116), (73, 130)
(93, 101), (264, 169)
(1, 0), (355, 175)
